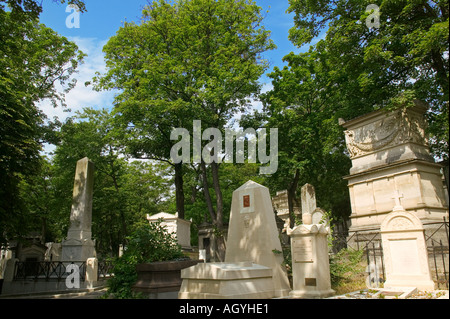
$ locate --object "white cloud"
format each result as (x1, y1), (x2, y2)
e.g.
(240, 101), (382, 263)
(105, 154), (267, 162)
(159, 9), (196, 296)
(38, 37), (118, 156)
(37, 37), (117, 123)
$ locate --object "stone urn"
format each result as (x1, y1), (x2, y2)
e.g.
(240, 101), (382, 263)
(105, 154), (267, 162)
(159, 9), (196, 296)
(132, 259), (201, 298)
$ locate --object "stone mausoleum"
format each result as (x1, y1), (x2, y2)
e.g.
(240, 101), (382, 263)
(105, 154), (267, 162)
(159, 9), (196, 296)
(340, 102), (449, 246)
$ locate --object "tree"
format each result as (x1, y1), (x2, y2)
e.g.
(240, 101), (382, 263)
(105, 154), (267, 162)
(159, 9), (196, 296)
(50, 108), (174, 257)
(242, 48), (352, 228)
(0, 7), (84, 245)
(0, 0), (86, 20)
(96, 0), (275, 260)
(286, 0), (449, 160)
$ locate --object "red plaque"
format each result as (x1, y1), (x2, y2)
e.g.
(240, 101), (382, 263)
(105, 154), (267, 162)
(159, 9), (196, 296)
(243, 195), (250, 208)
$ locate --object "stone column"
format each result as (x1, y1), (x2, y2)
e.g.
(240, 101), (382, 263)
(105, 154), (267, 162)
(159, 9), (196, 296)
(61, 157), (96, 261)
(288, 224), (334, 298)
(85, 257), (98, 289)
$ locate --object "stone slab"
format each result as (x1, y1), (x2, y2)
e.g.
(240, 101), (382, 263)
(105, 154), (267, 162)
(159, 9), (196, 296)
(179, 262), (275, 299)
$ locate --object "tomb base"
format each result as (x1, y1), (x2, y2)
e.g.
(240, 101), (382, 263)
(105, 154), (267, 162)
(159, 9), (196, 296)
(61, 238), (96, 262)
(289, 288), (336, 299)
(178, 262), (276, 299)
(287, 224), (335, 299)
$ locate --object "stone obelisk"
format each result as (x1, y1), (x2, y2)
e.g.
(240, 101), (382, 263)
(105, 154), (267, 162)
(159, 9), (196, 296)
(61, 157), (96, 261)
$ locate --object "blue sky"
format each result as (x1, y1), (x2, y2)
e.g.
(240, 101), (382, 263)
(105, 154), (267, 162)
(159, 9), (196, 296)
(37, 0), (310, 129)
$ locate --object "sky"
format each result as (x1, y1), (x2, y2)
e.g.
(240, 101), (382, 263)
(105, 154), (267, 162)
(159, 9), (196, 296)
(37, 0), (314, 153)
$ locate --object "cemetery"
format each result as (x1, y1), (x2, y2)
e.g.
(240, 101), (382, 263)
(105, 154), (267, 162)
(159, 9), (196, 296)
(0, 0), (449, 303)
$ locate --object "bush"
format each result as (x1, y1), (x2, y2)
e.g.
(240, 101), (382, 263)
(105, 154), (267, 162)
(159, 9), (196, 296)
(329, 248), (366, 295)
(105, 221), (185, 299)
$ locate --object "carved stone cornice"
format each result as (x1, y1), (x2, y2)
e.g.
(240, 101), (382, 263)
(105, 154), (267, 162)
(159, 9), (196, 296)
(341, 104), (428, 159)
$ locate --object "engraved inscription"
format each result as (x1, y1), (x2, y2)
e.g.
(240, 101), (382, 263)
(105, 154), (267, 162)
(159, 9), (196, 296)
(293, 237), (313, 263)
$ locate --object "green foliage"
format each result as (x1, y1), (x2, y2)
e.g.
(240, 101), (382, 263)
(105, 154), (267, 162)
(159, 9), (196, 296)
(96, 0), (276, 258)
(105, 221), (185, 299)
(287, 0), (449, 160)
(125, 221), (184, 264)
(49, 108), (174, 255)
(329, 248), (365, 293)
(0, 8), (84, 245)
(248, 48), (352, 223)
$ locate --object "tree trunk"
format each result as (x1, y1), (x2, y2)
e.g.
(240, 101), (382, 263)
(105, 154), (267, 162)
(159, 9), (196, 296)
(174, 163), (185, 220)
(210, 162), (223, 228)
(210, 161), (225, 261)
(200, 160), (216, 223)
(288, 168), (300, 228)
(200, 160), (226, 261)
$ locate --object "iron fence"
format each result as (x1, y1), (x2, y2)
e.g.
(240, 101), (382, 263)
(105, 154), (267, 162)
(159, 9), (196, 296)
(12, 260), (115, 282)
(332, 217), (449, 290)
(14, 261), (86, 281)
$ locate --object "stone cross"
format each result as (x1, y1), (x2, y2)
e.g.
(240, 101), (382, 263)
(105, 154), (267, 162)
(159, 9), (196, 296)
(392, 190), (404, 211)
(301, 183), (316, 225)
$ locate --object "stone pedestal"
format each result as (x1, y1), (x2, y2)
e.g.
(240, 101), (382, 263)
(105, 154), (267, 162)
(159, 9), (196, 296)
(224, 180), (291, 297)
(61, 238), (96, 262)
(85, 257), (98, 289)
(179, 262), (275, 299)
(179, 180), (291, 299)
(340, 103), (448, 246)
(287, 224), (335, 299)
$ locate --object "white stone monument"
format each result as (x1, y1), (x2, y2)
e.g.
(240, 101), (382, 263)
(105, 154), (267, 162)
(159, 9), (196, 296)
(288, 183), (335, 298)
(380, 196), (435, 291)
(224, 180), (291, 297)
(179, 180), (291, 299)
(179, 262), (275, 299)
(61, 157), (96, 261)
(147, 212), (192, 250)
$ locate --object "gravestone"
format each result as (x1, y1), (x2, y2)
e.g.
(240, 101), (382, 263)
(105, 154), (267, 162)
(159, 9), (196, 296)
(288, 183), (334, 298)
(380, 198), (435, 291)
(301, 183), (316, 225)
(61, 157), (96, 261)
(179, 180), (291, 299)
(224, 180), (291, 297)
(312, 208), (328, 226)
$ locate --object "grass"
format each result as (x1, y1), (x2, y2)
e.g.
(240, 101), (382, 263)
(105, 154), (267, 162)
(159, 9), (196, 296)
(330, 248), (368, 295)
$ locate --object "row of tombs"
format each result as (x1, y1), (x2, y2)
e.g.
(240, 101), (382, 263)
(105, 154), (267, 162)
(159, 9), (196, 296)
(1, 103), (448, 297)
(179, 102), (448, 298)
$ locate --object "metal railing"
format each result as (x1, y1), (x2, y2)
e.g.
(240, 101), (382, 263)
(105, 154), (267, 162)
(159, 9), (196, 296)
(12, 259), (115, 282)
(14, 261), (86, 281)
(332, 217), (449, 289)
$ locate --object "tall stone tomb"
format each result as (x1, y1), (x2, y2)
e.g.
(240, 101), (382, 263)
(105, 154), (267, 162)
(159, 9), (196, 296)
(179, 180), (291, 299)
(61, 157), (97, 261)
(340, 102), (449, 246)
(288, 184), (334, 298)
